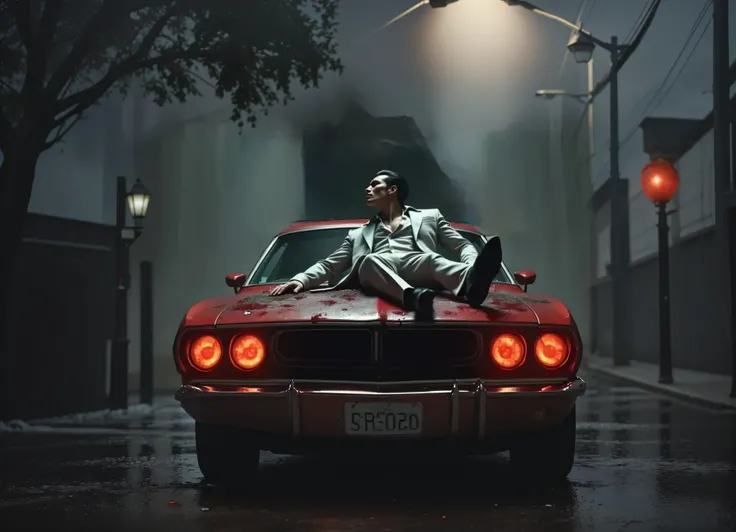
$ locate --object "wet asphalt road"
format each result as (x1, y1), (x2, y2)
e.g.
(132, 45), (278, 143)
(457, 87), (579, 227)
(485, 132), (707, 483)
(1, 371), (735, 532)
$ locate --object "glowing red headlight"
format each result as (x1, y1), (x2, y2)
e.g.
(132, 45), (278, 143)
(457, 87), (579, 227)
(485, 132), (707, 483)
(230, 334), (266, 370)
(490, 333), (526, 370)
(534, 333), (570, 369)
(189, 335), (222, 371)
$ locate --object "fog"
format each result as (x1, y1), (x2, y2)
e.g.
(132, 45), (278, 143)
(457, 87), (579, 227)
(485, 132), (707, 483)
(27, 0), (721, 388)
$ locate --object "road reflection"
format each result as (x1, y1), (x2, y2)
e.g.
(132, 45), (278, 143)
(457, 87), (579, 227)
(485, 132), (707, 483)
(1, 373), (735, 532)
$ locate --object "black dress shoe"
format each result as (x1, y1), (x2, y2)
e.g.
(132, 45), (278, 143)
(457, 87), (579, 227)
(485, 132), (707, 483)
(465, 236), (502, 307)
(403, 287), (436, 314)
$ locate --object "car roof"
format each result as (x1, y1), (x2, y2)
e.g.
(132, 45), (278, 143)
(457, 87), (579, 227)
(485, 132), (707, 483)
(278, 219), (485, 235)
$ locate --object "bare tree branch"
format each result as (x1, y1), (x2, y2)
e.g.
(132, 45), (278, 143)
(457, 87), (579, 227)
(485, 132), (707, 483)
(43, 110), (83, 149)
(7, 0), (33, 51)
(0, 77), (17, 95)
(43, 0), (132, 102)
(35, 0), (63, 68)
(3, 0), (343, 155)
(0, 107), (13, 148)
(21, 0), (64, 101)
(51, 46), (205, 128)
(52, 4), (191, 121)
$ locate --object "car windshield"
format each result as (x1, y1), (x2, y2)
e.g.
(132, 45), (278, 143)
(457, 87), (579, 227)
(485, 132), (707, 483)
(248, 227), (514, 286)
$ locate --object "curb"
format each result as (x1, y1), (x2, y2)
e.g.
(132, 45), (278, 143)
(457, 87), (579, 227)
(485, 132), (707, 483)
(584, 361), (736, 412)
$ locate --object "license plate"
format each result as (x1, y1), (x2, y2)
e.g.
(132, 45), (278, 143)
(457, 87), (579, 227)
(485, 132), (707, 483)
(344, 402), (423, 435)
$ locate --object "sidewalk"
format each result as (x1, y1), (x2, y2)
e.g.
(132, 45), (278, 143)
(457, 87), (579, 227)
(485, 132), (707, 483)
(584, 353), (736, 410)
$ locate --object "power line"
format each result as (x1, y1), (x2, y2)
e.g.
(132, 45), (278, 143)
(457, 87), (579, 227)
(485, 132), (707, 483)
(625, 0), (711, 123)
(565, 0), (661, 173)
(624, 0), (655, 44)
(588, 0), (661, 103)
(592, 0), (713, 182)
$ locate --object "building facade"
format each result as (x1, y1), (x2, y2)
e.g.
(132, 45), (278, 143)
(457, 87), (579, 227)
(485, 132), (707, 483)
(591, 90), (736, 374)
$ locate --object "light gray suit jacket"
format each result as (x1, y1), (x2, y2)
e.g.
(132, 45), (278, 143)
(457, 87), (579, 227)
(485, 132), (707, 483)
(290, 206), (478, 291)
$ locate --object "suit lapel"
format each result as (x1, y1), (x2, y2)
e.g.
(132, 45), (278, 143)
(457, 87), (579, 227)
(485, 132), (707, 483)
(362, 207), (421, 251)
(361, 219), (377, 251)
(407, 207), (422, 243)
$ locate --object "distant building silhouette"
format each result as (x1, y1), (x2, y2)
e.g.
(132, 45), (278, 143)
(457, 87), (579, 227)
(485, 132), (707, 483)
(302, 100), (471, 222)
(479, 103), (592, 344)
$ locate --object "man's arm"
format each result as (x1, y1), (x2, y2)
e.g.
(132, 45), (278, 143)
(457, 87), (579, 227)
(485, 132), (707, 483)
(436, 210), (478, 265)
(290, 232), (355, 290)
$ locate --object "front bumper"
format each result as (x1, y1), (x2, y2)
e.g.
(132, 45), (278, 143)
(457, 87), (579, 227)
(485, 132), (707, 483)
(176, 377), (586, 441)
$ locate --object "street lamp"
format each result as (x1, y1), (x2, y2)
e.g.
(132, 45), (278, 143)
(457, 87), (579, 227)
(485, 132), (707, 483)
(506, 0), (630, 367)
(534, 89), (590, 103)
(110, 176), (152, 410)
(566, 33), (595, 64)
(430, 0), (633, 365)
(126, 179), (151, 230)
(640, 159), (679, 385)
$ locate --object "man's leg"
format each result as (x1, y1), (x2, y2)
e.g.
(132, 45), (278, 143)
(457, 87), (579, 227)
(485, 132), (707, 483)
(400, 236), (503, 307)
(464, 236), (503, 306)
(357, 253), (435, 312)
(399, 252), (470, 294)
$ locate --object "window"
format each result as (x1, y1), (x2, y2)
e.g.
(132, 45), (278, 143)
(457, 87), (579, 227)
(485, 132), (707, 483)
(249, 227), (513, 285)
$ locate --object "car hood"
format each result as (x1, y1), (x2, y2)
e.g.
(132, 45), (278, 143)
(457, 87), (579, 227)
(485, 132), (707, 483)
(198, 286), (571, 327)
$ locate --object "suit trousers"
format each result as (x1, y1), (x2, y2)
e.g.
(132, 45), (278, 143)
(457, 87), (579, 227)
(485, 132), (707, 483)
(357, 251), (472, 305)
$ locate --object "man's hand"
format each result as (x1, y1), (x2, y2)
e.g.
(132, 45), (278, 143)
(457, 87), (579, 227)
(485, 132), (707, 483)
(269, 280), (304, 296)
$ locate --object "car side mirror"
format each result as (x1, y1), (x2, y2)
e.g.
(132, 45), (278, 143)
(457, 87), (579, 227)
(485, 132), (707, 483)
(514, 270), (537, 292)
(225, 272), (248, 293)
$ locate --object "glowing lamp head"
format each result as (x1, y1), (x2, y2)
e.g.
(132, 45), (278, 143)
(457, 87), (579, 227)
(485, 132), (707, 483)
(640, 159), (679, 204)
(534, 333), (570, 368)
(126, 178), (151, 224)
(567, 33), (595, 64)
(189, 335), (222, 371)
(490, 333), (526, 370)
(230, 335), (266, 370)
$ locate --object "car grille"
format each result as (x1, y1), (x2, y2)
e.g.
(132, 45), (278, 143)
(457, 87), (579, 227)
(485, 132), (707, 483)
(273, 327), (479, 377)
(381, 329), (480, 367)
(275, 328), (373, 367)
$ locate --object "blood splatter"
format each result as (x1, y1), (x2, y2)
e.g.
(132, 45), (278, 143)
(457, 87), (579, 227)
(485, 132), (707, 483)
(236, 302), (269, 311)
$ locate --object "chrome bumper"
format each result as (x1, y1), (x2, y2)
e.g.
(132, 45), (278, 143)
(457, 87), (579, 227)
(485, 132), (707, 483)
(176, 377), (586, 439)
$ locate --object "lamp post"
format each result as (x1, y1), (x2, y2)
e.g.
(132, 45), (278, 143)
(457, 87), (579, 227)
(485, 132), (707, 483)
(640, 159), (679, 385)
(430, 0), (633, 365)
(110, 176), (151, 411)
(534, 52), (596, 164)
(534, 79), (595, 355)
(527, 5), (632, 370)
(537, 31), (630, 368)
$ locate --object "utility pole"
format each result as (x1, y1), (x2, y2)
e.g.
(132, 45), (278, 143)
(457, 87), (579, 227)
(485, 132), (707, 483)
(111, 177), (130, 411)
(607, 35), (631, 366)
(712, 0), (735, 397)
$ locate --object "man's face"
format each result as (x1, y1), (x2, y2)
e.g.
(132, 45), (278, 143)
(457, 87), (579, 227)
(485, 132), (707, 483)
(365, 175), (396, 207)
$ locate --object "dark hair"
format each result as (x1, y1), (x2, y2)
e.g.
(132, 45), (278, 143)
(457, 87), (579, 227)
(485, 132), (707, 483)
(375, 169), (409, 205)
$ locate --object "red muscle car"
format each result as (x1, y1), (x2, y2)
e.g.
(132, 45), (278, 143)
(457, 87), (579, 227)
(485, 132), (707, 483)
(173, 219), (586, 485)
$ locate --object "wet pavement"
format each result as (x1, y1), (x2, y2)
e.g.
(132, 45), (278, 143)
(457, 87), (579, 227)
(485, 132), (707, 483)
(1, 370), (735, 532)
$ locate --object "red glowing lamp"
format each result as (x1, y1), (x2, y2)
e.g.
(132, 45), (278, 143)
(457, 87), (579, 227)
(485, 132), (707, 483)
(640, 159), (679, 204)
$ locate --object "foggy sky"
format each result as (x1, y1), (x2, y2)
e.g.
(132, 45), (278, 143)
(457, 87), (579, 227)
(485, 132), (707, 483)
(29, 0), (735, 218)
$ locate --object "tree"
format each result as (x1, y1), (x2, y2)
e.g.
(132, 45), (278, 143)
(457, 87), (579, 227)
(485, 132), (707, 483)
(0, 0), (342, 419)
